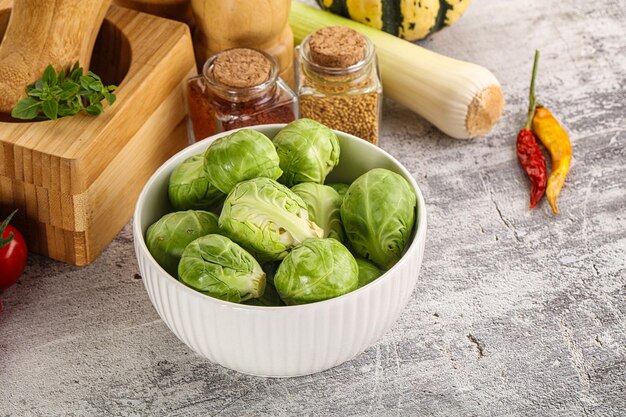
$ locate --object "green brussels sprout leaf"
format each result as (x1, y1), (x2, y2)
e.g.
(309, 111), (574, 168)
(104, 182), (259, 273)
(327, 183), (350, 200)
(204, 129), (282, 194)
(355, 258), (383, 288)
(168, 154), (224, 211)
(341, 168), (416, 269)
(178, 234), (266, 303)
(219, 177), (323, 261)
(292, 182), (345, 243)
(273, 118), (340, 187)
(146, 210), (220, 277)
(274, 238), (358, 305)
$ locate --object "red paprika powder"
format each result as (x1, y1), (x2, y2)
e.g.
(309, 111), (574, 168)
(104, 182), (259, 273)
(187, 48), (297, 142)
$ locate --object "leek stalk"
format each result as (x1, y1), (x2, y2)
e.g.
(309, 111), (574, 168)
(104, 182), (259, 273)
(289, 1), (504, 139)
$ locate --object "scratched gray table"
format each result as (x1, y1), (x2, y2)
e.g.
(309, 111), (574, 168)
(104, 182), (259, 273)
(2, 0), (625, 415)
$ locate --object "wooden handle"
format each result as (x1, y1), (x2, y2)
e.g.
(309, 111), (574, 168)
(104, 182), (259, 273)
(0, 0), (111, 114)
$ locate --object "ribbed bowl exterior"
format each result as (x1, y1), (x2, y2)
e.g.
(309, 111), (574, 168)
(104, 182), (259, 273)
(133, 125), (427, 377)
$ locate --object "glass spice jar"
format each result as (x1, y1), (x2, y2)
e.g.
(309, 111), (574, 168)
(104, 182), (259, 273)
(296, 26), (383, 145)
(186, 48), (298, 142)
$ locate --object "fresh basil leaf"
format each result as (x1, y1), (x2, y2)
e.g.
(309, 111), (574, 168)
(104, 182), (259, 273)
(42, 99), (59, 120)
(42, 65), (57, 87)
(70, 63), (83, 81)
(11, 97), (41, 119)
(58, 68), (66, 84)
(13, 61), (115, 120)
(79, 77), (92, 89)
(86, 103), (103, 115)
(70, 97), (84, 113)
(40, 86), (53, 101)
(58, 103), (78, 117)
(87, 71), (101, 82)
(51, 85), (64, 97)
(28, 88), (44, 98)
(59, 84), (80, 100)
(89, 81), (103, 92)
(103, 91), (116, 105)
(62, 79), (79, 90)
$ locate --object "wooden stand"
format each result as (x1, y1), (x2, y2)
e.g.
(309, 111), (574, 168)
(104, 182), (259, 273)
(0, 2), (196, 265)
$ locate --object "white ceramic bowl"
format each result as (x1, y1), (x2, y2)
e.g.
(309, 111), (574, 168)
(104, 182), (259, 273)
(133, 124), (427, 377)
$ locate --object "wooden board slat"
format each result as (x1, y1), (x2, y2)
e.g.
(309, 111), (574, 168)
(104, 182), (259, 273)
(3, 119), (188, 265)
(0, 78), (190, 232)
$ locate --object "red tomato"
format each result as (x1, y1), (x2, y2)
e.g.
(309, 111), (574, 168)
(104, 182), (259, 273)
(0, 211), (27, 291)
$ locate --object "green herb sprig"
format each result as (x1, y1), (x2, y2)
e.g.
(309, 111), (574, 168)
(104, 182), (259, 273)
(11, 63), (117, 120)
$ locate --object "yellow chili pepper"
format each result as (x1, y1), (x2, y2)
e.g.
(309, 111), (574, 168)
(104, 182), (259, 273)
(532, 106), (572, 214)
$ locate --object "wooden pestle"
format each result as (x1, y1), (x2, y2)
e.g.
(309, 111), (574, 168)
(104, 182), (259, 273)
(0, 0), (111, 114)
(190, 0), (294, 87)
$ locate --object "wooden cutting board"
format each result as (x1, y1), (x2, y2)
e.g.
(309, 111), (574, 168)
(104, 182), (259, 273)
(0, 1), (196, 265)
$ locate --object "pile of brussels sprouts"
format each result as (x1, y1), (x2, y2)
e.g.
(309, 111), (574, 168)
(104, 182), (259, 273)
(146, 119), (417, 306)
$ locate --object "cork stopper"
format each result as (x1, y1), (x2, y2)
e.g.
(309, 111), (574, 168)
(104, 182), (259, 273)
(308, 26), (366, 68)
(212, 48), (271, 88)
(465, 85), (505, 137)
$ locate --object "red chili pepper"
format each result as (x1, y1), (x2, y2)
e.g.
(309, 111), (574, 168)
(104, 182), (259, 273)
(516, 51), (547, 208)
(517, 129), (547, 207)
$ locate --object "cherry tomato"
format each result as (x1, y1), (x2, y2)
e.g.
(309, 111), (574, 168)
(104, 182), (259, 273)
(0, 210), (27, 291)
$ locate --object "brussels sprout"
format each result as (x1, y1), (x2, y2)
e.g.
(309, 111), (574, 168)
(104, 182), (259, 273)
(204, 129), (282, 194)
(243, 261), (286, 306)
(341, 168), (416, 269)
(243, 281), (285, 307)
(178, 234), (266, 303)
(355, 258), (383, 288)
(219, 177), (323, 261)
(292, 182), (345, 242)
(168, 154), (224, 211)
(146, 210), (220, 277)
(274, 238), (358, 305)
(328, 183), (350, 200)
(273, 118), (340, 187)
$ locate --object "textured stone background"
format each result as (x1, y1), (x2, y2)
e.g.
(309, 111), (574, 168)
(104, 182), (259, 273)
(1, 0), (625, 415)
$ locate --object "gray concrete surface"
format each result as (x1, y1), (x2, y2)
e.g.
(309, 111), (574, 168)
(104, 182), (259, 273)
(1, 0), (625, 415)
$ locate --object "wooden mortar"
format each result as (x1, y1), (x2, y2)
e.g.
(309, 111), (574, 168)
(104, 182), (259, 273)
(0, 0), (112, 114)
(0, 2), (196, 265)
